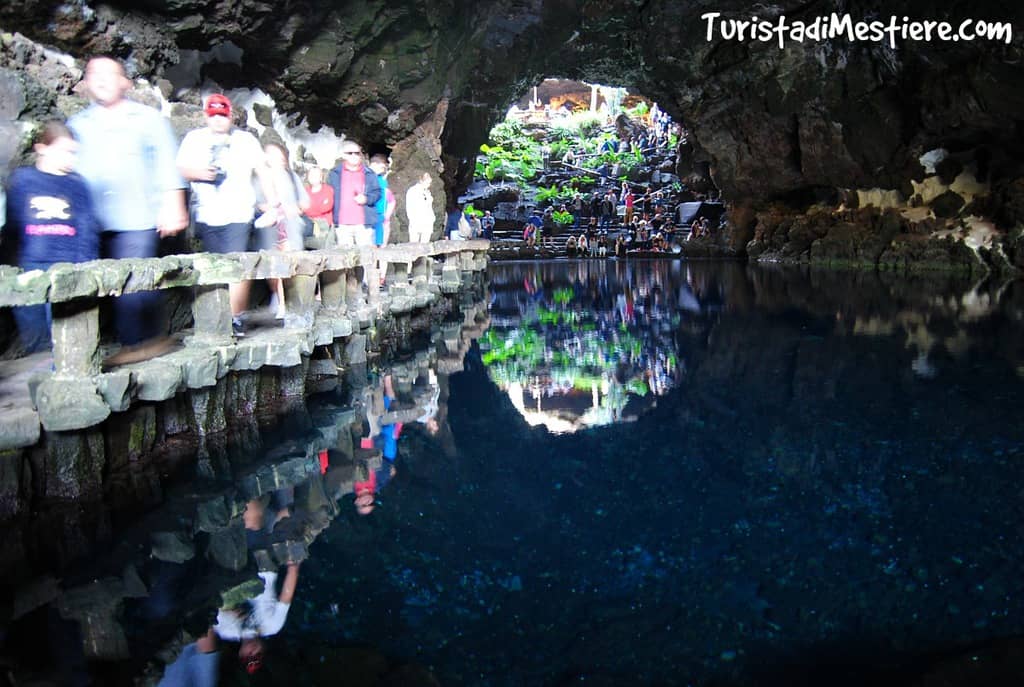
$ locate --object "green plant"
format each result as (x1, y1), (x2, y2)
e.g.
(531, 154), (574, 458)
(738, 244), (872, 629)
(552, 210), (574, 225)
(464, 204), (484, 217)
(549, 138), (573, 160)
(577, 117), (602, 138)
(630, 101), (650, 117)
(535, 185), (561, 204)
(489, 119), (526, 148)
(553, 287), (574, 305)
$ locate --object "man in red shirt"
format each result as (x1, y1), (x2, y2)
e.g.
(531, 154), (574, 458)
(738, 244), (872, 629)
(326, 142), (381, 247)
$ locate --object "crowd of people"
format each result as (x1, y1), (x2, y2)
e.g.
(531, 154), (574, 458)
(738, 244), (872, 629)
(1, 56), (440, 354)
(498, 105), (725, 255)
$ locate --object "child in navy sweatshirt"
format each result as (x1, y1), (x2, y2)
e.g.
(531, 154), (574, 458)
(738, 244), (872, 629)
(3, 121), (99, 351)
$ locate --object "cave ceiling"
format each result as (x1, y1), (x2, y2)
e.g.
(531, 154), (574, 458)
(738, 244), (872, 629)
(2, 0), (1022, 200)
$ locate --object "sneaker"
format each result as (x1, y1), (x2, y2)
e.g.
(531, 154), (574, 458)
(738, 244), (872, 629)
(232, 317), (246, 337)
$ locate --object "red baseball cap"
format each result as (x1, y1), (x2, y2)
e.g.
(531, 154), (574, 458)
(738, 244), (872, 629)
(204, 93), (232, 117)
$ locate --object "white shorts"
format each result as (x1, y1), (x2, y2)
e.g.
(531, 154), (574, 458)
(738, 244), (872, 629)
(336, 224), (373, 247)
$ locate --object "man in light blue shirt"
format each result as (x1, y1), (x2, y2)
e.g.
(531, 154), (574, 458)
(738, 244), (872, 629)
(69, 56), (187, 349)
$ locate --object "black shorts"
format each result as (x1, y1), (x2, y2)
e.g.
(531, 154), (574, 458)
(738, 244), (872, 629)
(197, 221), (252, 253)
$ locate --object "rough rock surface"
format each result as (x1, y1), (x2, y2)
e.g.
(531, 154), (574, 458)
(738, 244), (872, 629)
(1, 2), (1022, 265)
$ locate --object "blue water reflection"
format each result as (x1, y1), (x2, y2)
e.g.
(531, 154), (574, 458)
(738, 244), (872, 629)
(8, 260), (1024, 687)
(291, 261), (1024, 686)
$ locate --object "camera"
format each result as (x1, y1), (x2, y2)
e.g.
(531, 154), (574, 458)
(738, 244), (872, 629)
(198, 167), (227, 186)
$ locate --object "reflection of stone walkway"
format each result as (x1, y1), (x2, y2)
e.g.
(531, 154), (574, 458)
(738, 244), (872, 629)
(1, 286), (492, 684)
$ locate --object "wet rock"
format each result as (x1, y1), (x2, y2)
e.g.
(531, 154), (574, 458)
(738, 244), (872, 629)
(151, 531), (195, 563)
(931, 190), (966, 219)
(252, 101), (273, 126)
(12, 575), (60, 620)
(0, 448), (26, 519)
(57, 577), (131, 659)
(207, 525), (247, 571)
(240, 456), (320, 498)
(131, 359), (184, 402)
(935, 156), (965, 185)
(95, 371), (133, 412)
(345, 333), (368, 365)
(0, 406), (40, 451)
(35, 377), (110, 432)
(105, 405), (157, 467)
(878, 234), (982, 273)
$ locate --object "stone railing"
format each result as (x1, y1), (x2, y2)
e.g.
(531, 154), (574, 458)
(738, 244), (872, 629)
(0, 240), (489, 449)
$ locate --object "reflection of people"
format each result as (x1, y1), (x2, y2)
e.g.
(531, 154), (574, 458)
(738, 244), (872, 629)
(414, 368), (441, 435)
(212, 564), (300, 673)
(354, 374), (402, 515)
(157, 628), (219, 687)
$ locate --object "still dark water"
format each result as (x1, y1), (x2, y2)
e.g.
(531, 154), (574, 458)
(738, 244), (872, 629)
(8, 260), (1024, 687)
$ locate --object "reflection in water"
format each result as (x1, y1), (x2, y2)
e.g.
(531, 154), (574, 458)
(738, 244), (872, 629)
(485, 261), (687, 432)
(5, 262), (1024, 686)
(0, 295), (489, 686)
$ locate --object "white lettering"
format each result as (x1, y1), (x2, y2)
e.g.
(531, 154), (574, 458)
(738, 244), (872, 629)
(706, 12), (1012, 48)
(701, 12), (721, 41)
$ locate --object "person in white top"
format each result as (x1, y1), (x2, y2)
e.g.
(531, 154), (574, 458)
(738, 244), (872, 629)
(211, 564), (299, 674)
(177, 94), (277, 332)
(261, 142), (310, 319)
(405, 171), (435, 243)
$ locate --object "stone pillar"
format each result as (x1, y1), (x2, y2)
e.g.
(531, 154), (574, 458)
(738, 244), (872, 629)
(190, 284), (233, 345)
(411, 257), (432, 293)
(345, 269), (364, 311)
(383, 260), (405, 287)
(473, 249), (489, 271)
(364, 261), (381, 308)
(51, 298), (100, 378)
(440, 261), (461, 293)
(282, 275), (319, 328)
(320, 271), (346, 314)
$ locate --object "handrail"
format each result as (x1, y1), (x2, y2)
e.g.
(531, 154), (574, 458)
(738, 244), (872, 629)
(0, 240), (491, 307)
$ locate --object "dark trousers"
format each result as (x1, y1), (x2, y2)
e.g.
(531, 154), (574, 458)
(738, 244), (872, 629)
(13, 260), (53, 352)
(102, 230), (161, 345)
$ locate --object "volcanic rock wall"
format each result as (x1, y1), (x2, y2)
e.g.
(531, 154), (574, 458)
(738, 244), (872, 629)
(1, 0), (1022, 266)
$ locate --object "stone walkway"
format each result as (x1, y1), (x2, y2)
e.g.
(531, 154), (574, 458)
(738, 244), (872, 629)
(0, 352), (51, 450)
